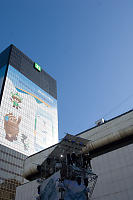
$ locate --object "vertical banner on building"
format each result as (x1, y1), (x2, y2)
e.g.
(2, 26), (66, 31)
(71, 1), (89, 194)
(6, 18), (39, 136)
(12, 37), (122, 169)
(0, 65), (58, 156)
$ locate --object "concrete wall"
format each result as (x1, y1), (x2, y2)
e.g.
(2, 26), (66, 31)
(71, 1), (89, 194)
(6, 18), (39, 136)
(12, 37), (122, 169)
(15, 180), (39, 200)
(91, 144), (133, 200)
(79, 110), (133, 200)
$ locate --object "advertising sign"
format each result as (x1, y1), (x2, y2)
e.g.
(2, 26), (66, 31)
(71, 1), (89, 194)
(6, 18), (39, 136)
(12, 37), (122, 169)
(34, 63), (41, 72)
(0, 65), (58, 156)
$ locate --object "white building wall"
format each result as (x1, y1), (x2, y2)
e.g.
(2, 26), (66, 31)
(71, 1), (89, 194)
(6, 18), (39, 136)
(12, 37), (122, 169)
(78, 110), (133, 200)
(91, 143), (133, 200)
(15, 180), (39, 200)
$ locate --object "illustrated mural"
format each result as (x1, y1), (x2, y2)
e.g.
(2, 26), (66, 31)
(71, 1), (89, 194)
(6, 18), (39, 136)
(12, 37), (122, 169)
(10, 92), (22, 109)
(4, 113), (21, 142)
(0, 65), (58, 156)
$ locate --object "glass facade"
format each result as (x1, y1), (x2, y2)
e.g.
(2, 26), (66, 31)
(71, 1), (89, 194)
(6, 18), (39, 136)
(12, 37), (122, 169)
(0, 143), (26, 200)
(0, 64), (58, 156)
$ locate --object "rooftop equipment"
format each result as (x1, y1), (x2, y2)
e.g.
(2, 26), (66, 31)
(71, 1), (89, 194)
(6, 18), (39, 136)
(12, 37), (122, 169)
(95, 118), (105, 126)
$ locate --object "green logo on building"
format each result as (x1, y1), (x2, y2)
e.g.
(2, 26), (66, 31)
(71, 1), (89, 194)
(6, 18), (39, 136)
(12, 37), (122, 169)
(34, 63), (41, 72)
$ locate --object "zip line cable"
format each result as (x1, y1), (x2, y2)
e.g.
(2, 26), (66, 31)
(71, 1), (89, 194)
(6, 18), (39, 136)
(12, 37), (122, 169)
(103, 93), (133, 118)
(60, 93), (133, 139)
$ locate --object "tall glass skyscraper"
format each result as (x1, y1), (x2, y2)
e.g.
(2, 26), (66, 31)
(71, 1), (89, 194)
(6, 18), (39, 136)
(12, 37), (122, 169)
(0, 45), (58, 200)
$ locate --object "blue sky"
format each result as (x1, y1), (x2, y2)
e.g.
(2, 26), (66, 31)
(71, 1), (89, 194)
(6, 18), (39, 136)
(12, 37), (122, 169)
(1, 0), (133, 139)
